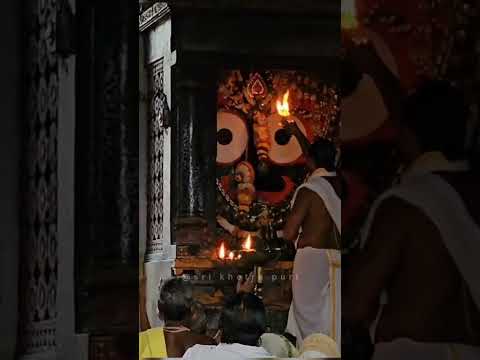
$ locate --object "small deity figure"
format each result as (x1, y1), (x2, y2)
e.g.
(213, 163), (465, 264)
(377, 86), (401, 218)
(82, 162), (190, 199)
(235, 161), (256, 213)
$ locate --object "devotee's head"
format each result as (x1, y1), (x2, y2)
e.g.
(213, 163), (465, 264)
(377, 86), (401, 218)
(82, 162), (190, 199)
(307, 138), (337, 172)
(158, 277), (194, 325)
(220, 292), (266, 346)
(400, 79), (467, 163)
(189, 300), (208, 334)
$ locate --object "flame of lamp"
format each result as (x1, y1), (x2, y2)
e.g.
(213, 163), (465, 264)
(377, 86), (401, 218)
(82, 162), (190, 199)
(228, 251), (235, 261)
(218, 242), (226, 260)
(276, 91), (292, 123)
(245, 235), (251, 249)
(243, 234), (253, 251)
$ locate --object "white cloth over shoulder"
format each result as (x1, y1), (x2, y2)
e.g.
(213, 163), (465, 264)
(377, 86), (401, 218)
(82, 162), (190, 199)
(286, 168), (341, 352)
(182, 343), (273, 360)
(292, 168), (341, 234)
(359, 152), (480, 359)
(360, 163), (480, 310)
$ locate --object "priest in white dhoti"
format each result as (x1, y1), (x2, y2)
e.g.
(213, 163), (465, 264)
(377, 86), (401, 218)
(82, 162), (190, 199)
(281, 134), (341, 353)
(342, 48), (480, 359)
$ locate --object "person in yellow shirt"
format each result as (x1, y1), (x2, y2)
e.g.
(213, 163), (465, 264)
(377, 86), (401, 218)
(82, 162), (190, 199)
(139, 278), (214, 359)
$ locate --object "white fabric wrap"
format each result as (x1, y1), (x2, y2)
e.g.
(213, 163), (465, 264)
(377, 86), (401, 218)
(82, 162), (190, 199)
(286, 169), (341, 352)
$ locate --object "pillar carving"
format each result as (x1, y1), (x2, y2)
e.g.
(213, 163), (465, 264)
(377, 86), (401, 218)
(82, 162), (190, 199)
(145, 58), (170, 261)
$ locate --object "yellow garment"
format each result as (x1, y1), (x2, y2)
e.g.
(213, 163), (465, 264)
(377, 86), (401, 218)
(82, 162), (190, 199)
(139, 327), (167, 359)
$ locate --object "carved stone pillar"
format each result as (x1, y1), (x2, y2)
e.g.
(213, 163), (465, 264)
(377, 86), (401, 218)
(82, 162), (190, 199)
(145, 58), (169, 262)
(172, 66), (217, 246)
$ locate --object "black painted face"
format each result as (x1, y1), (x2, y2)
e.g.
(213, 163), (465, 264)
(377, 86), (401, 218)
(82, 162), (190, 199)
(216, 70), (338, 204)
(216, 111), (309, 194)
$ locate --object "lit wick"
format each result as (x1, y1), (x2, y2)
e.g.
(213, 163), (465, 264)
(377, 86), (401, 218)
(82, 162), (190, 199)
(218, 242), (226, 260)
(228, 251), (235, 261)
(276, 91), (294, 125)
(242, 234), (255, 252)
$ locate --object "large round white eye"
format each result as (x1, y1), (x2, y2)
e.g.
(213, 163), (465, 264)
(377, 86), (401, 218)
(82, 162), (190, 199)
(216, 111), (249, 165)
(340, 30), (399, 141)
(267, 114), (308, 165)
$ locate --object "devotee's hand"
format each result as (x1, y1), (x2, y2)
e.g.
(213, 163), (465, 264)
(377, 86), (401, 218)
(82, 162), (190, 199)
(236, 272), (256, 293)
(217, 215), (230, 228)
(217, 215), (238, 235)
(213, 329), (222, 344)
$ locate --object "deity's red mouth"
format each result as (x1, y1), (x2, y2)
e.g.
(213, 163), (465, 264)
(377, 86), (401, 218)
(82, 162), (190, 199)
(220, 175), (296, 205)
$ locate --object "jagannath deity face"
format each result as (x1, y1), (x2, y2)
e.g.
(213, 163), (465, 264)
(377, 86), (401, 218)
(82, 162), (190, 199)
(216, 70), (339, 212)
